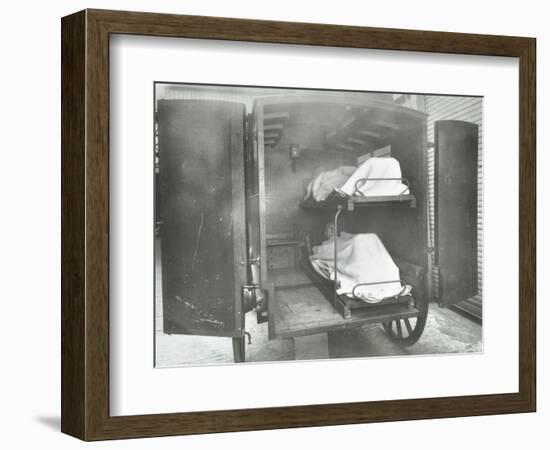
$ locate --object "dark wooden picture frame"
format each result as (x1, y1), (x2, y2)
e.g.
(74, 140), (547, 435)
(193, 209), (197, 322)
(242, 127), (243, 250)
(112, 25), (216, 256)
(61, 9), (536, 441)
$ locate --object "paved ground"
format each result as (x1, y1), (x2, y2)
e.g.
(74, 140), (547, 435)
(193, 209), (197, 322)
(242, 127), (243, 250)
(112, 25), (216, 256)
(155, 280), (482, 368)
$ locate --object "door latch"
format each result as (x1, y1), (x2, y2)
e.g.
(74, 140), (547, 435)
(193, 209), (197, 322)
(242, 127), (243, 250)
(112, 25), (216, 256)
(239, 256), (261, 266)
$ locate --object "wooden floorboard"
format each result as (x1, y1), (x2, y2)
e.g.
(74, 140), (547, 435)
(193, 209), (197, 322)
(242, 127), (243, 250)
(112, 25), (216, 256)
(270, 267), (313, 289)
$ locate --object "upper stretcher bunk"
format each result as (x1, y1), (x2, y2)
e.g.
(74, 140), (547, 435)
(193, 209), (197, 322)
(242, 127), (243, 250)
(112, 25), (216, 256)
(299, 156), (417, 211)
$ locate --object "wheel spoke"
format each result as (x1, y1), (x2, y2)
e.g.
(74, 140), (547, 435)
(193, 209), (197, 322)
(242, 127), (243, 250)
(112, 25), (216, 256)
(382, 306), (427, 346)
(404, 318), (413, 335)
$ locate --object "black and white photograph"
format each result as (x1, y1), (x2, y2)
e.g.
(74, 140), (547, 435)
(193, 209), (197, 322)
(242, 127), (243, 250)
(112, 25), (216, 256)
(1, 0), (544, 446)
(154, 83), (483, 366)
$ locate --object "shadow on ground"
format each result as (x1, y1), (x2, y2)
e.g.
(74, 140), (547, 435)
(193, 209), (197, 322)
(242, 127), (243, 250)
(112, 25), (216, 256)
(34, 416), (60, 431)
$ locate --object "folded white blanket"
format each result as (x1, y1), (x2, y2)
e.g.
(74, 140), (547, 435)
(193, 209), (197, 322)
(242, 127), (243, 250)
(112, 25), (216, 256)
(337, 157), (409, 197)
(310, 232), (410, 302)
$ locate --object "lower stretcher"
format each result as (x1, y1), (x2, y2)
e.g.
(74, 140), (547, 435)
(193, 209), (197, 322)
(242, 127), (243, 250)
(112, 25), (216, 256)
(309, 232), (412, 303)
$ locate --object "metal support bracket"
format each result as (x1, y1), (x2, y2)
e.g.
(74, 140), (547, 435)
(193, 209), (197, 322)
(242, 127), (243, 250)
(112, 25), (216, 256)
(333, 205), (344, 312)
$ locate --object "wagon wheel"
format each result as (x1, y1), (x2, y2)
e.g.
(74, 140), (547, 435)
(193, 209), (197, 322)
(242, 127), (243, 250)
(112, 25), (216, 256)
(382, 297), (428, 346)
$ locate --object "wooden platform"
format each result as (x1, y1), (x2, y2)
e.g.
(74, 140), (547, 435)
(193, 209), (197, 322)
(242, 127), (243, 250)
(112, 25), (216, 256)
(270, 267), (313, 289)
(271, 284), (419, 339)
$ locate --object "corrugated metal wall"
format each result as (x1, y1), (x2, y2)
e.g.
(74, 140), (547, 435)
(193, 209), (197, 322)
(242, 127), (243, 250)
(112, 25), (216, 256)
(425, 96), (483, 309)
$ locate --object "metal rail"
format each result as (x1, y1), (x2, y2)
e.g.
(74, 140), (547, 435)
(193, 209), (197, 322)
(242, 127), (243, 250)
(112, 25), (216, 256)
(333, 205), (344, 312)
(353, 177), (411, 197)
(351, 279), (408, 303)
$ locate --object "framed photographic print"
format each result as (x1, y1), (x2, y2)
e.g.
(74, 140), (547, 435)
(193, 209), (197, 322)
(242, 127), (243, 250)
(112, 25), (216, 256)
(61, 9), (536, 440)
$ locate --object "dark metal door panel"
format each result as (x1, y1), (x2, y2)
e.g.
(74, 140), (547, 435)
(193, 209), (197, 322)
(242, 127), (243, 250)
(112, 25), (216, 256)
(158, 100), (247, 337)
(435, 120), (478, 307)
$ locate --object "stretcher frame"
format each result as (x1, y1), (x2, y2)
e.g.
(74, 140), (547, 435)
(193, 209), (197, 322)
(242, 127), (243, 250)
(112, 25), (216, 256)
(301, 175), (420, 319)
(300, 177), (417, 210)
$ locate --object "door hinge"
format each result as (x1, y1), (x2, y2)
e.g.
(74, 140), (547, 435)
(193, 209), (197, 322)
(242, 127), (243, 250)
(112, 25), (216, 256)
(241, 284), (263, 312)
(241, 284), (268, 323)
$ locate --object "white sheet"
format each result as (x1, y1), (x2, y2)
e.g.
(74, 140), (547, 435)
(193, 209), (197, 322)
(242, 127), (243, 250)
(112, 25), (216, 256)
(337, 157), (409, 197)
(310, 232), (410, 302)
(304, 166), (356, 202)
